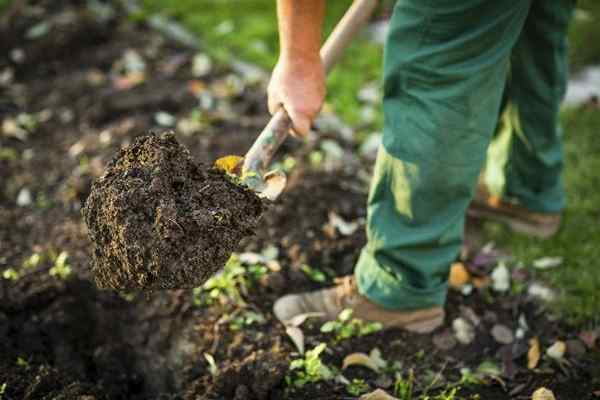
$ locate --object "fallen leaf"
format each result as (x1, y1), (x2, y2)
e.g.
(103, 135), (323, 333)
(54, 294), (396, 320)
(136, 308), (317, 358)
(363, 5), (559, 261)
(533, 257), (563, 270)
(491, 324), (514, 345)
(461, 284), (474, 296)
(327, 211), (359, 236)
(449, 262), (471, 289)
(154, 111), (176, 127)
(528, 337), (541, 369)
(452, 317), (475, 345)
(342, 353), (380, 372)
(369, 348), (388, 370)
(188, 80), (207, 96)
(16, 188), (32, 207)
(491, 262), (510, 292)
(472, 275), (491, 289)
(214, 155), (243, 174)
(528, 283), (557, 302)
(531, 387), (556, 400)
(192, 53), (212, 77)
(285, 326), (305, 354)
(546, 341), (566, 361)
(359, 389), (399, 400)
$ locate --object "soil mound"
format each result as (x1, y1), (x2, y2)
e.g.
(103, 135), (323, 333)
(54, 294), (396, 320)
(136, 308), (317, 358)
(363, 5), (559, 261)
(83, 132), (263, 290)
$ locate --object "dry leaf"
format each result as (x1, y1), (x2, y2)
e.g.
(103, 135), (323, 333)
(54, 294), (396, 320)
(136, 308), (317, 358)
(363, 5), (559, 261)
(528, 337), (541, 369)
(491, 262), (510, 292)
(214, 155), (243, 174)
(491, 324), (514, 345)
(359, 389), (399, 400)
(449, 262), (471, 289)
(546, 341), (566, 361)
(452, 317), (475, 345)
(285, 326), (304, 354)
(188, 79), (207, 96)
(531, 387), (556, 400)
(472, 275), (491, 289)
(528, 283), (557, 302)
(342, 353), (380, 372)
(327, 211), (360, 236)
(533, 257), (563, 270)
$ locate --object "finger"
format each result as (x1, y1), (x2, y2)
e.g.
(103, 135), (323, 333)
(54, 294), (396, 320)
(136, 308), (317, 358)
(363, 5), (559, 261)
(286, 108), (311, 138)
(267, 92), (281, 116)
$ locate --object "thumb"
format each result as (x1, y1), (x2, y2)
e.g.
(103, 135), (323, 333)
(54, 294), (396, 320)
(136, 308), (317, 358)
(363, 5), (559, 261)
(286, 107), (311, 138)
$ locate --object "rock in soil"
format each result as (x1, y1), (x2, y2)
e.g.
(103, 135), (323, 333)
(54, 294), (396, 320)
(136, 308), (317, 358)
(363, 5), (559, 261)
(83, 132), (263, 290)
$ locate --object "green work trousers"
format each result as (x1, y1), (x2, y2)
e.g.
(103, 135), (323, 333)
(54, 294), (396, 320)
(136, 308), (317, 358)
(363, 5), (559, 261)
(355, 0), (574, 310)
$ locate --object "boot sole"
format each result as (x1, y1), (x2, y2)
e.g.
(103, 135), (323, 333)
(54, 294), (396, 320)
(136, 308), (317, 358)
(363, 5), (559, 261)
(467, 205), (559, 239)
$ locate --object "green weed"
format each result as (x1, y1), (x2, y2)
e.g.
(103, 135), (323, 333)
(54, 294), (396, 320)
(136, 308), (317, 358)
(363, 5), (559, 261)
(286, 343), (334, 388)
(346, 378), (370, 396)
(192, 255), (267, 306)
(320, 308), (383, 341)
(49, 251), (71, 280)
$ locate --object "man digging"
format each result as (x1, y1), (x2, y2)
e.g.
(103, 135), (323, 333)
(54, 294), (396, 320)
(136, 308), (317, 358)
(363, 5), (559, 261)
(271, 0), (572, 332)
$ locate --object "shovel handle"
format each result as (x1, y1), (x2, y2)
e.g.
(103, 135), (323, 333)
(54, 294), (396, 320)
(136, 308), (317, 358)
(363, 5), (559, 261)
(243, 0), (379, 175)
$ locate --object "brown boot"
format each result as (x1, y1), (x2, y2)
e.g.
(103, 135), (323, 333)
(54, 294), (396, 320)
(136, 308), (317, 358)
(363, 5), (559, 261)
(273, 276), (444, 334)
(467, 186), (561, 239)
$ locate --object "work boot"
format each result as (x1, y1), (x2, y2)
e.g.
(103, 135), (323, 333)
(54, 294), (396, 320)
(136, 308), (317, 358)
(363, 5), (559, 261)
(467, 186), (561, 239)
(273, 276), (444, 334)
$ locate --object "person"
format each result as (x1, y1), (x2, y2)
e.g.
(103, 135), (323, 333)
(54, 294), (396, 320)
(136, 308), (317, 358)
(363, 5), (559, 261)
(269, 0), (574, 333)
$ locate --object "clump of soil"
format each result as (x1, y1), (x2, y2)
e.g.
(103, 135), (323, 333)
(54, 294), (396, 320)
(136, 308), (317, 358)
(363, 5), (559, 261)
(83, 132), (263, 290)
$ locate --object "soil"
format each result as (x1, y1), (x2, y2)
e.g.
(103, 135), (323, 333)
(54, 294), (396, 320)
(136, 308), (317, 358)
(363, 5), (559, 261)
(1, 1), (598, 400)
(83, 132), (263, 290)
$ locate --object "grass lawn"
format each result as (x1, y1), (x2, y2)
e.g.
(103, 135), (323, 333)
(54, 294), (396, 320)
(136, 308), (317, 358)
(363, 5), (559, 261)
(136, 0), (600, 325)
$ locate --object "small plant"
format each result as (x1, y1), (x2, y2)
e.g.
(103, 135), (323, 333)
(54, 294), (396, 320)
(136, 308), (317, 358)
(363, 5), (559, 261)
(286, 343), (334, 388)
(0, 382), (6, 400)
(346, 378), (370, 396)
(228, 310), (266, 331)
(193, 255), (267, 307)
(49, 251), (71, 280)
(23, 252), (43, 269)
(394, 369), (414, 400)
(320, 309), (383, 341)
(2, 268), (19, 281)
(301, 264), (328, 283)
(204, 353), (219, 376)
(16, 356), (29, 369)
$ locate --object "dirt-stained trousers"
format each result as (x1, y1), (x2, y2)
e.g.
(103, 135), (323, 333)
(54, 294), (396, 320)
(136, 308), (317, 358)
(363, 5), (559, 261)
(355, 0), (575, 310)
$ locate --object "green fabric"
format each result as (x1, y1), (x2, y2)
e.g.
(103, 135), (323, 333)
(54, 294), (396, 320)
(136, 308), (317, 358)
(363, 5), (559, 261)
(355, 0), (574, 310)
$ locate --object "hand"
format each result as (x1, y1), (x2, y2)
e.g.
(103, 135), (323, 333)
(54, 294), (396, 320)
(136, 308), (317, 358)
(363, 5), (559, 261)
(267, 55), (326, 137)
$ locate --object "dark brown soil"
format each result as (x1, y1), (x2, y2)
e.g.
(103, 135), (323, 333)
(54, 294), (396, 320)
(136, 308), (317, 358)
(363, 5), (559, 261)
(83, 132), (263, 290)
(1, 1), (598, 400)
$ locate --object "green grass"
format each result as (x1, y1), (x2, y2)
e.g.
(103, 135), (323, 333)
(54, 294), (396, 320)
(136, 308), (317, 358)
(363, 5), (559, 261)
(484, 108), (600, 325)
(137, 1), (600, 325)
(569, 0), (600, 72)
(138, 0), (383, 127)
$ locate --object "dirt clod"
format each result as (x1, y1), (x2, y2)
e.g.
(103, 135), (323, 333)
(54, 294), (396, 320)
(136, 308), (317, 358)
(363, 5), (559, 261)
(83, 132), (263, 290)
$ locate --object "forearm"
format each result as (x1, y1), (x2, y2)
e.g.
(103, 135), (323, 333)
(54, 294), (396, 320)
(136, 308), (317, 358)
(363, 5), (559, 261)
(277, 0), (325, 61)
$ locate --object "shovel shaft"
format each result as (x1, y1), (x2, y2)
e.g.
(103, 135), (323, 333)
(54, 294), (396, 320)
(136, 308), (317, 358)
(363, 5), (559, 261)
(243, 0), (379, 176)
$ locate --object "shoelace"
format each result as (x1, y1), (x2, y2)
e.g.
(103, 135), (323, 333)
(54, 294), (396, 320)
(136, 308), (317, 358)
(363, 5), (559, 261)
(334, 276), (358, 308)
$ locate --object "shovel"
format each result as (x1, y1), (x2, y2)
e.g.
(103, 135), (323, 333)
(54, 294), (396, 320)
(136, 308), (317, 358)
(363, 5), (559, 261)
(217, 0), (379, 200)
